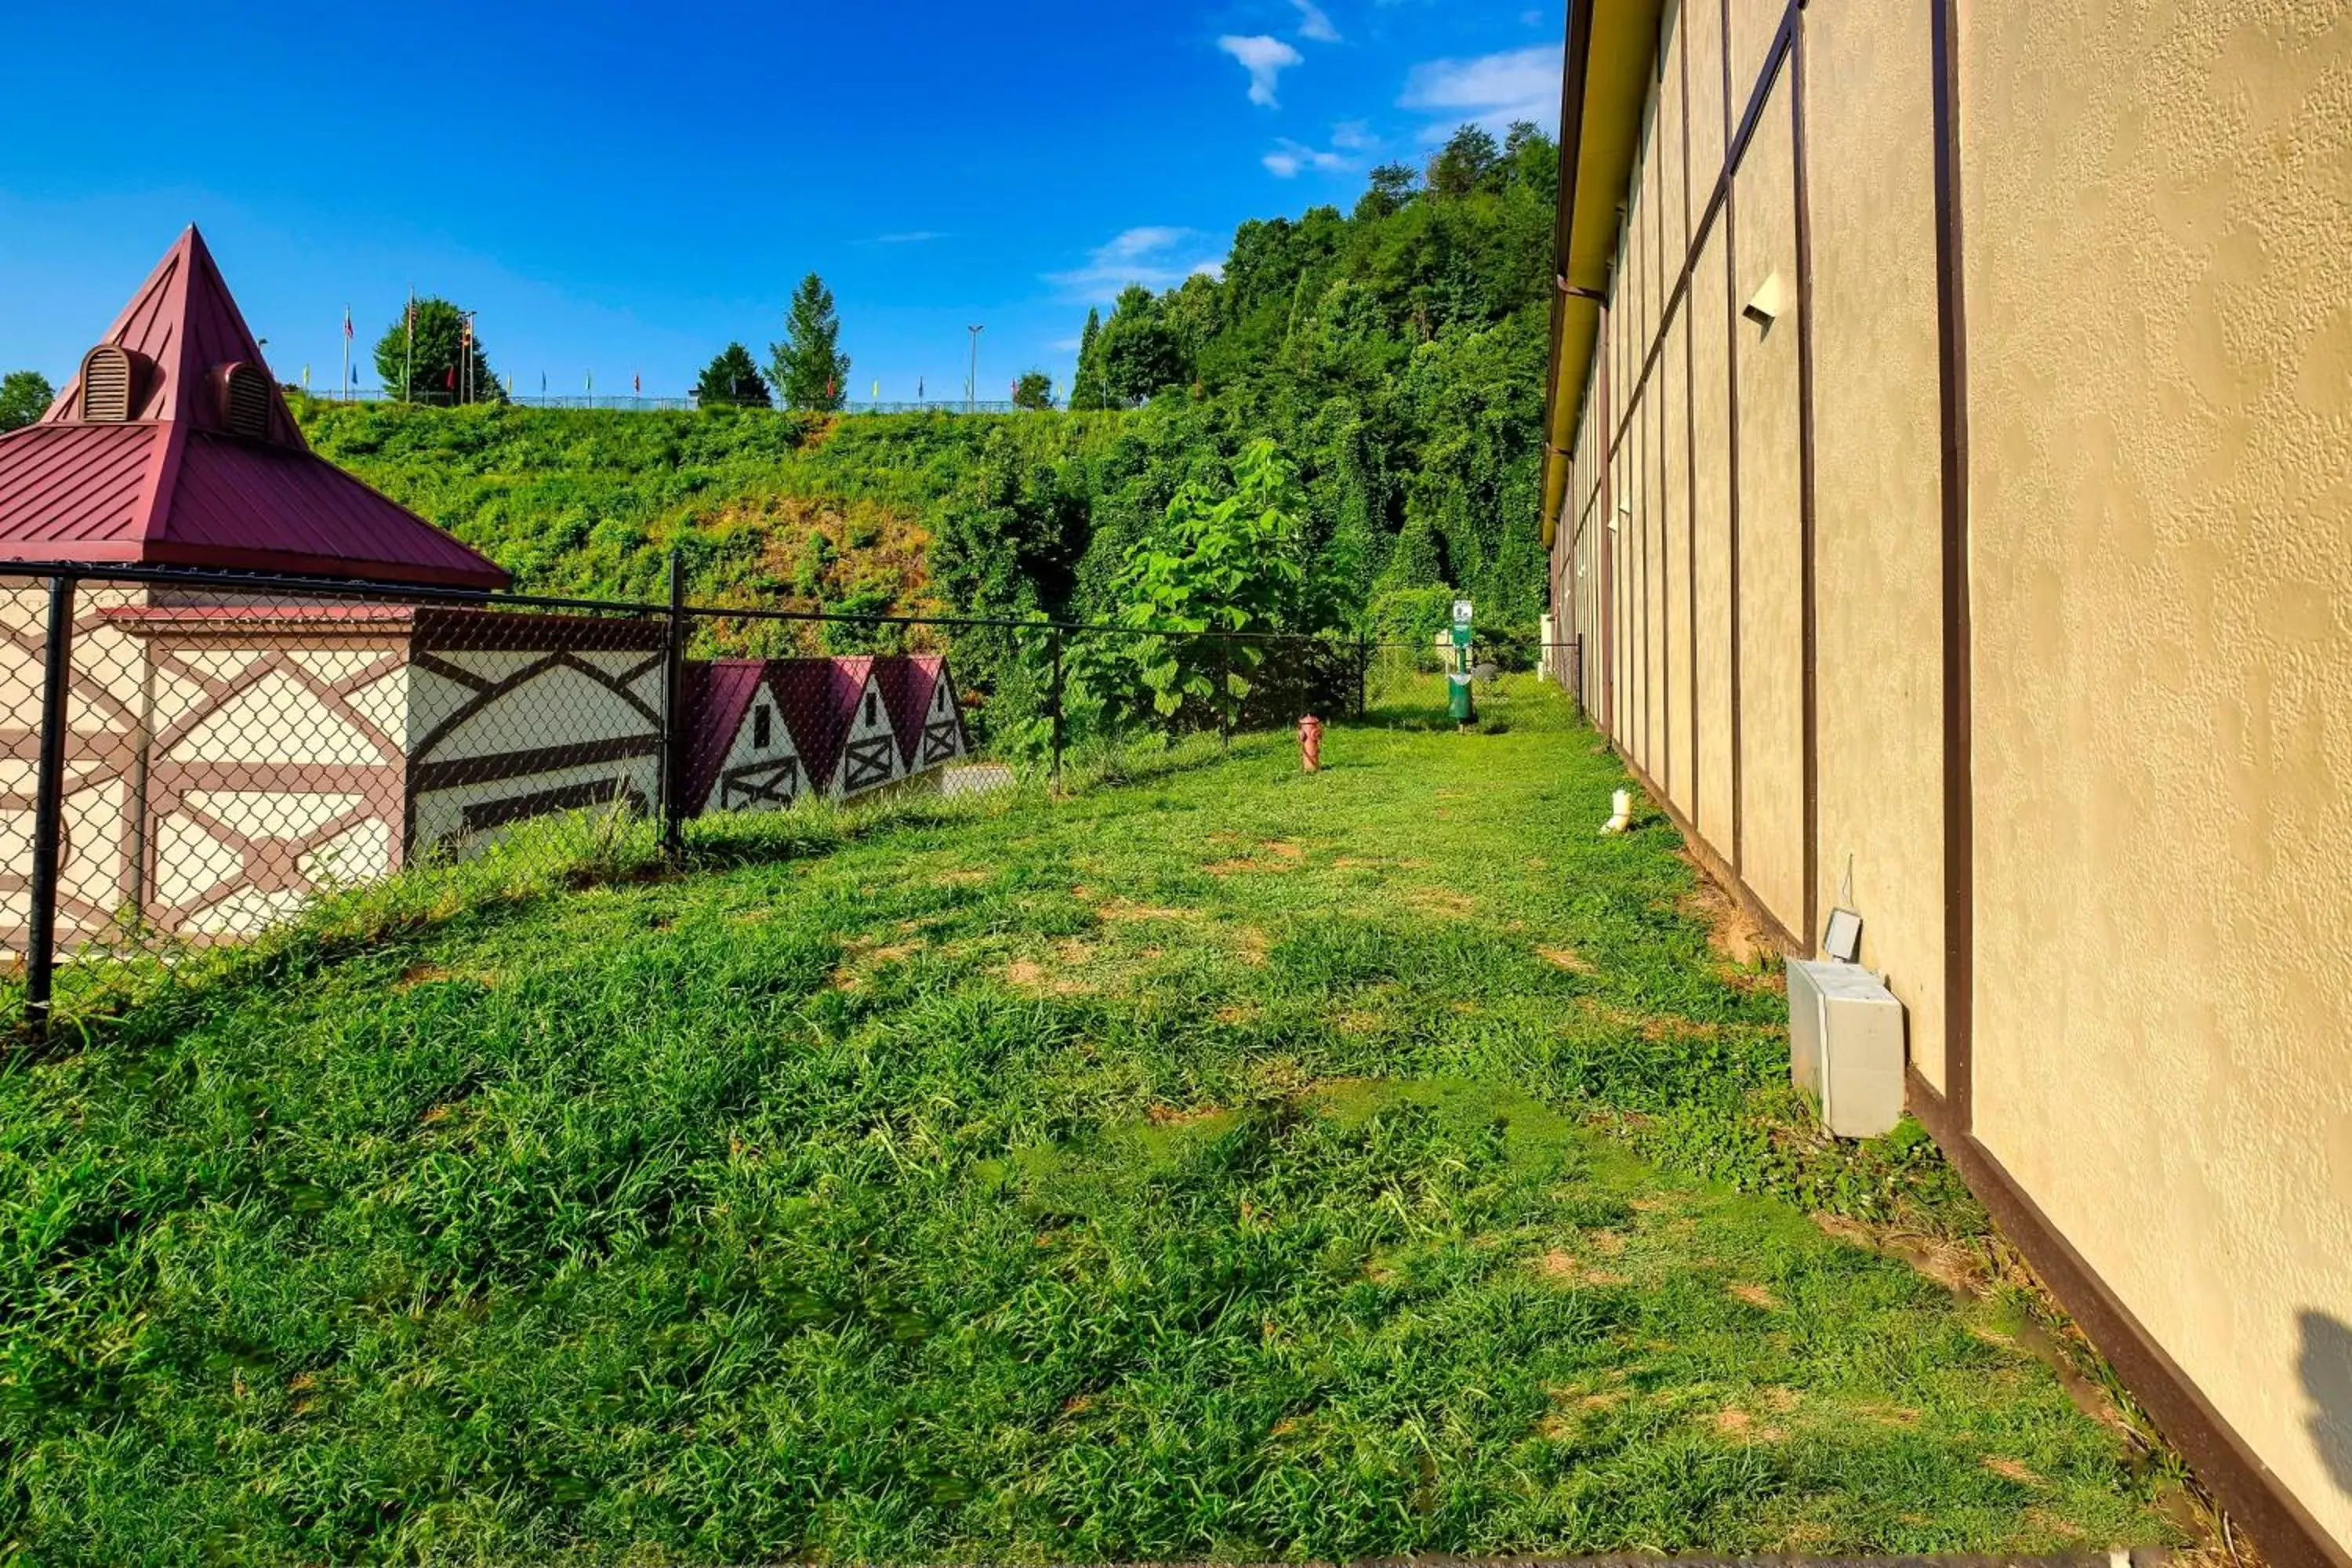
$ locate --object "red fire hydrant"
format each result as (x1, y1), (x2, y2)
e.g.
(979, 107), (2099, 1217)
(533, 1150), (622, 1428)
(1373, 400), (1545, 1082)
(1298, 713), (1323, 772)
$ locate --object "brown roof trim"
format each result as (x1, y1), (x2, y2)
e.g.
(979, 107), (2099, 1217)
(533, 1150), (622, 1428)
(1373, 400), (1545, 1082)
(1538, 0), (1598, 546)
(1907, 1072), (2352, 1568)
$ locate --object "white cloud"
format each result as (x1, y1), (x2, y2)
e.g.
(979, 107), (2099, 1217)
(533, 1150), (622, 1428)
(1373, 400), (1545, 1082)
(1400, 45), (1560, 136)
(1047, 227), (1230, 302)
(1330, 119), (1376, 151)
(1218, 34), (1304, 107)
(1048, 336), (1085, 353)
(1292, 0), (1341, 42)
(869, 230), (946, 244)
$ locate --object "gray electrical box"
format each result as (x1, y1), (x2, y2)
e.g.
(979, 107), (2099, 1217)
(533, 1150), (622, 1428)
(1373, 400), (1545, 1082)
(1787, 959), (1907, 1138)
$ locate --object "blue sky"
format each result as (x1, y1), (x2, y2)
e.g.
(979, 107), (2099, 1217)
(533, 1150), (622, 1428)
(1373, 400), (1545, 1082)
(0, 1), (1562, 404)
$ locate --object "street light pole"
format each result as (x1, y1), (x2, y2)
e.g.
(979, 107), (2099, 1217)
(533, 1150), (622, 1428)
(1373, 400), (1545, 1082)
(967, 325), (984, 414)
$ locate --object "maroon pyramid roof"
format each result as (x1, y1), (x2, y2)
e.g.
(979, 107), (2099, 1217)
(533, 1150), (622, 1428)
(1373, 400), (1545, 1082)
(682, 659), (771, 810)
(768, 656), (880, 789)
(873, 655), (954, 768)
(0, 227), (509, 590)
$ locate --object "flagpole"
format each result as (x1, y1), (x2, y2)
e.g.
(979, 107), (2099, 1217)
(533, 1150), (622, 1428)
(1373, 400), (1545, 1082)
(341, 305), (350, 401)
(404, 286), (414, 404)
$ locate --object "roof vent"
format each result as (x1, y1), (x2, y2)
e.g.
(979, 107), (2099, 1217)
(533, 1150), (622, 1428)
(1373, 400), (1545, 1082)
(78, 345), (139, 423)
(218, 362), (271, 439)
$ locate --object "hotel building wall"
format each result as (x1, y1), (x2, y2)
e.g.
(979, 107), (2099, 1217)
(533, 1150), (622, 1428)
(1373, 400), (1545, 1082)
(1547, 2), (2352, 1559)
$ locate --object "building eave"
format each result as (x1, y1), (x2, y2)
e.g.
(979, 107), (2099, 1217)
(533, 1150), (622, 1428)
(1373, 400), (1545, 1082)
(1541, 0), (1665, 550)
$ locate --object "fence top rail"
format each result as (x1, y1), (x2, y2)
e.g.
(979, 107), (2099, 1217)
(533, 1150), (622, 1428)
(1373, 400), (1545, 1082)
(0, 561), (1473, 648)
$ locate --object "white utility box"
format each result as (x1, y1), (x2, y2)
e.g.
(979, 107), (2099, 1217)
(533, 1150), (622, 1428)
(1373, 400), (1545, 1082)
(1787, 959), (1907, 1138)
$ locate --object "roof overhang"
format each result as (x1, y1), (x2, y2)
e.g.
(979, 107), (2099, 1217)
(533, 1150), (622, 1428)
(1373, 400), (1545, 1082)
(1540, 0), (1665, 550)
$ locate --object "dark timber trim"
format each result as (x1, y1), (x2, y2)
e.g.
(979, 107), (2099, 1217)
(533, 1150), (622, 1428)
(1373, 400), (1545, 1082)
(1908, 1074), (2352, 1568)
(1792, 9), (1820, 956)
(1929, 0), (1975, 1128)
(1722, 0), (1746, 877)
(1683, 5), (1703, 826)
(411, 734), (662, 795)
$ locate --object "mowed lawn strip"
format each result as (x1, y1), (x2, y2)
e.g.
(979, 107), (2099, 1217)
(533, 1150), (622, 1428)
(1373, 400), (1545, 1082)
(0, 677), (2185, 1563)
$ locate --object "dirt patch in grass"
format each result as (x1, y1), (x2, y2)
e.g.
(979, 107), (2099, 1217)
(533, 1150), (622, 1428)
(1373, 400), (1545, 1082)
(1537, 945), (1593, 973)
(1728, 1282), (1781, 1310)
(398, 964), (455, 988)
(931, 867), (990, 887)
(834, 940), (923, 990)
(1407, 887), (1479, 916)
(1146, 1102), (1228, 1127)
(1813, 1210), (1985, 1296)
(1983, 1457), (2045, 1486)
(1205, 844), (1306, 876)
(1534, 1250), (1629, 1288)
(1711, 1406), (1788, 1443)
(1676, 851), (1773, 967)
(1097, 898), (1198, 923)
(1224, 925), (1271, 965)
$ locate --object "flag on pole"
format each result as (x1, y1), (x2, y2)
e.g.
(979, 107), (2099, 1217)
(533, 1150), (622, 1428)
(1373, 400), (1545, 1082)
(633, 372), (641, 395)
(343, 307), (353, 341)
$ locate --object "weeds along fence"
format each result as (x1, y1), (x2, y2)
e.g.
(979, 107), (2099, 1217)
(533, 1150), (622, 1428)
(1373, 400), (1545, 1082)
(0, 559), (1475, 1029)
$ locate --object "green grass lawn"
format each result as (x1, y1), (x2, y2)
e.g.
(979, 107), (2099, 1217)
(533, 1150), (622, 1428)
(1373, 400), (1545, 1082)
(0, 677), (2188, 1563)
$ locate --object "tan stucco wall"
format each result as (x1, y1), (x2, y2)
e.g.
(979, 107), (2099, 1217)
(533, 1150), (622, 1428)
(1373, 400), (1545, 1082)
(1686, 0), (1726, 191)
(1663, 305), (1696, 822)
(1731, 67), (1806, 935)
(1660, 13), (1689, 288)
(1653, 379), (1674, 788)
(1692, 227), (1737, 850)
(1802, 0), (1950, 1094)
(1728, 0), (1783, 122)
(1958, 1), (2352, 1548)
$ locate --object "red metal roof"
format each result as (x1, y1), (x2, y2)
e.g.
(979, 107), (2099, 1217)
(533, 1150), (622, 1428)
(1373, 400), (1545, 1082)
(873, 655), (953, 768)
(0, 227), (509, 590)
(768, 656), (877, 790)
(682, 660), (771, 811)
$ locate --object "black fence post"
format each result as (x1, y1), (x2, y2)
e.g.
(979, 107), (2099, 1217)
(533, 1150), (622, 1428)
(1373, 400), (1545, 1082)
(1217, 638), (1232, 750)
(1047, 629), (1067, 798)
(24, 574), (77, 1036)
(659, 550), (688, 863)
(1356, 633), (1370, 720)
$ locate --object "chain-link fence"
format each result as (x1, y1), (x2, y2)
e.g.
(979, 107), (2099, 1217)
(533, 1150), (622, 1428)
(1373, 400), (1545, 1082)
(0, 561), (1508, 1031)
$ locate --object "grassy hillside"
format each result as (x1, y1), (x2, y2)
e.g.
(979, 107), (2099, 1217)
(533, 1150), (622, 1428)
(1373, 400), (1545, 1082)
(297, 400), (1117, 615)
(1, 682), (2188, 1562)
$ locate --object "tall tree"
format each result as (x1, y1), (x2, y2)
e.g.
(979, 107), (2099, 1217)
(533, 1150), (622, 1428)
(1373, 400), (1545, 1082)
(695, 343), (772, 408)
(1012, 370), (1054, 410)
(1426, 125), (1503, 200)
(0, 370), (54, 433)
(768, 274), (851, 412)
(1070, 308), (1105, 410)
(1097, 286), (1186, 406)
(372, 298), (499, 405)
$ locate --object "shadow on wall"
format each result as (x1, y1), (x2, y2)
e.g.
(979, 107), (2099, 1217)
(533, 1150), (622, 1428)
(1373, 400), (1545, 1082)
(2305, 1312), (2352, 1496)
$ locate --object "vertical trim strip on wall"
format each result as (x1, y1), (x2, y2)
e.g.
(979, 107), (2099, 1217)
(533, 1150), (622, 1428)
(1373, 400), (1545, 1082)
(1682, 3), (1701, 827)
(1600, 305), (1617, 740)
(1929, 0), (1975, 1126)
(1721, 0), (1744, 877)
(1791, 5), (1820, 958)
